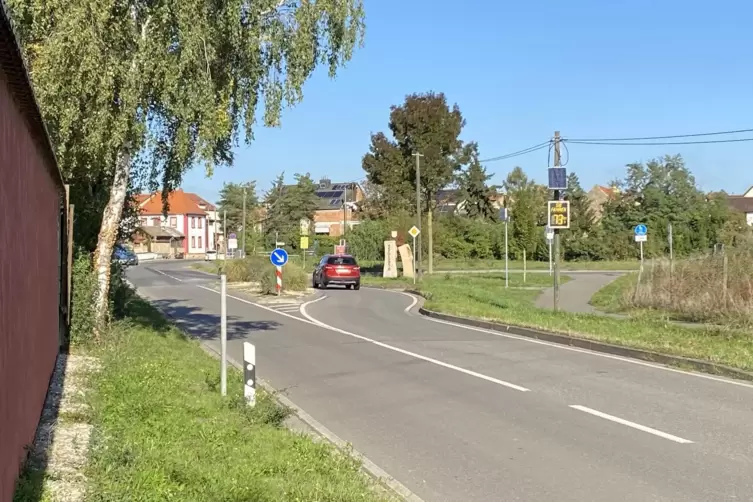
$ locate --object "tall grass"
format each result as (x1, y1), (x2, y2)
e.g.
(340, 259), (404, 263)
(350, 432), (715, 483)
(221, 256), (308, 293)
(630, 248), (753, 327)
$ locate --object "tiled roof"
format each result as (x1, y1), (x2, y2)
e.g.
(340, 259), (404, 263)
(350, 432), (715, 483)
(139, 189), (206, 215)
(0, 0), (64, 193)
(186, 193), (216, 211)
(728, 196), (753, 213)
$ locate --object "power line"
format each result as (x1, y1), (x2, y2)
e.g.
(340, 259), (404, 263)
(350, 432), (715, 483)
(565, 137), (753, 146)
(566, 128), (753, 142)
(480, 141), (551, 163)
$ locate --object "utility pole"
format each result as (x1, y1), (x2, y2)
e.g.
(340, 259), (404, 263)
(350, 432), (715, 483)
(552, 131), (561, 312)
(242, 186), (247, 258)
(223, 209), (227, 253)
(342, 183), (348, 240)
(413, 152), (424, 278)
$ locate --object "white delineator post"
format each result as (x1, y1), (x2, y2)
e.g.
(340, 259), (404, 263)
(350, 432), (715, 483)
(276, 265), (282, 295)
(220, 274), (227, 396)
(243, 342), (256, 407)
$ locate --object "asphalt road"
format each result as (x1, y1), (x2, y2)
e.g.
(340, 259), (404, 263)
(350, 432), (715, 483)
(128, 262), (753, 502)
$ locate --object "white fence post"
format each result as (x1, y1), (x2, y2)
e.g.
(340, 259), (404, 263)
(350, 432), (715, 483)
(244, 342), (256, 407)
(220, 274), (227, 396)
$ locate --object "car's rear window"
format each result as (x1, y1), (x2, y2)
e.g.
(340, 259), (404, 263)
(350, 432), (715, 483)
(327, 256), (357, 265)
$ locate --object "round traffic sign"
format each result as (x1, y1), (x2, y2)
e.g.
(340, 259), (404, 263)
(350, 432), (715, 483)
(634, 224), (647, 236)
(270, 248), (289, 266)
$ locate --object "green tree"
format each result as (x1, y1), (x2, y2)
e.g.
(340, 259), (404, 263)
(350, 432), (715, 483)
(503, 167), (541, 259)
(8, 0), (365, 334)
(218, 181), (259, 234)
(264, 173), (318, 248)
(362, 91), (468, 272)
(457, 143), (497, 220)
(562, 172), (601, 260)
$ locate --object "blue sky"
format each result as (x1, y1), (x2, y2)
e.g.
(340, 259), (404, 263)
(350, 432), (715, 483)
(181, 0), (753, 203)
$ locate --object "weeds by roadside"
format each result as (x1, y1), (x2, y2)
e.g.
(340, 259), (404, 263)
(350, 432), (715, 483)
(81, 294), (391, 501)
(591, 249), (753, 328)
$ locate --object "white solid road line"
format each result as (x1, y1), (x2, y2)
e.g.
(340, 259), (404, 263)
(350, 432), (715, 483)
(569, 405), (694, 444)
(300, 296), (530, 393)
(197, 286), (528, 392)
(393, 294), (753, 390)
(152, 268), (184, 282)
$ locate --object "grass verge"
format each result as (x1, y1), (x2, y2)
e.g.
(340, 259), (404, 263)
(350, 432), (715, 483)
(432, 258), (639, 271)
(363, 272), (568, 289)
(411, 275), (753, 372)
(83, 294), (393, 501)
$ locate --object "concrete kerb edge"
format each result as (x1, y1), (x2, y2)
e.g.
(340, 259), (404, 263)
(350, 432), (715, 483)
(399, 289), (753, 383)
(134, 285), (423, 502)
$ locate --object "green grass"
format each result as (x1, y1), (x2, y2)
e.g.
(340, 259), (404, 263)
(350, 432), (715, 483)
(432, 258), (640, 271)
(590, 273), (638, 312)
(81, 295), (393, 501)
(362, 272), (568, 289)
(410, 275), (753, 372)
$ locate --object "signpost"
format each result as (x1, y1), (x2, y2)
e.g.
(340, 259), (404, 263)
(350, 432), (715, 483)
(500, 208), (510, 289)
(408, 225), (421, 285)
(634, 224), (647, 270)
(270, 248), (289, 296)
(220, 273), (227, 396)
(300, 236), (309, 269)
(228, 232), (238, 252)
(545, 225), (554, 275)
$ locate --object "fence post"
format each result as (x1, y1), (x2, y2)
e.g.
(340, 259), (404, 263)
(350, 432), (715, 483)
(523, 249), (527, 283)
(723, 253), (729, 309)
(244, 342), (256, 407)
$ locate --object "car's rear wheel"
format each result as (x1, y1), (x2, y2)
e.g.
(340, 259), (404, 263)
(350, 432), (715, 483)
(312, 275), (318, 289)
(354, 282), (361, 291)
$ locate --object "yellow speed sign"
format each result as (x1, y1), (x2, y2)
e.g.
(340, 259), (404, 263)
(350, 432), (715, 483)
(547, 200), (571, 229)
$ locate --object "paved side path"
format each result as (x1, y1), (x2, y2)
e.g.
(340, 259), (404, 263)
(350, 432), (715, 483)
(534, 271), (624, 313)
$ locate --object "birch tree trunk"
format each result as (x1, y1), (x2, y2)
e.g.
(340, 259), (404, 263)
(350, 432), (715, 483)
(92, 149), (132, 338)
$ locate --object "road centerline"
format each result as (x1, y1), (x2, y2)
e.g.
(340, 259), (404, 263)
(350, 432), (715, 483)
(569, 405), (694, 444)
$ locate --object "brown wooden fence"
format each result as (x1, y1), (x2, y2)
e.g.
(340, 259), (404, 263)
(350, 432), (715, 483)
(0, 5), (69, 500)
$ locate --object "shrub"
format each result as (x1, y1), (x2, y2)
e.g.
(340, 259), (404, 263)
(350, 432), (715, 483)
(70, 251), (97, 344)
(630, 247), (753, 326)
(259, 262), (308, 294)
(223, 256), (268, 283)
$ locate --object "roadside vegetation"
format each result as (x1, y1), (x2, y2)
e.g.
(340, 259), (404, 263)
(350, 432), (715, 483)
(591, 248), (753, 329)
(82, 292), (391, 501)
(363, 271), (568, 289)
(410, 274), (753, 372)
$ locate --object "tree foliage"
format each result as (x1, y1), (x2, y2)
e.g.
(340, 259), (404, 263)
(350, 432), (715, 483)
(218, 181), (259, 235)
(263, 172), (318, 248)
(503, 167), (543, 257)
(457, 143), (497, 220)
(361, 92), (467, 214)
(8, 0), (365, 330)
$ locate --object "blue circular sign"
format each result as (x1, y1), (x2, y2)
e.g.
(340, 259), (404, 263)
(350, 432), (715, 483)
(634, 224), (648, 236)
(270, 248), (289, 267)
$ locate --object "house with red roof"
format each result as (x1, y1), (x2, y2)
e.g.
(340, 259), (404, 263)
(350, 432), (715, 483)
(728, 186), (753, 226)
(133, 189), (217, 257)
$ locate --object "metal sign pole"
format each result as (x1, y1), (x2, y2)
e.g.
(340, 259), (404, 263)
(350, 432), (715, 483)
(220, 274), (227, 396)
(640, 240), (644, 272)
(549, 239), (553, 276)
(412, 235), (417, 285)
(504, 220), (509, 289)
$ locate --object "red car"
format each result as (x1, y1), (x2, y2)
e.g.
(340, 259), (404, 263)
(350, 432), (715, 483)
(313, 254), (361, 290)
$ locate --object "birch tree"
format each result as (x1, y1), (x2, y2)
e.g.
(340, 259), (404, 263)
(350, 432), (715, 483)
(8, 0), (365, 335)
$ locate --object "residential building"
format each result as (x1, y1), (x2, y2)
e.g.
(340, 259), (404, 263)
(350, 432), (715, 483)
(186, 193), (222, 250)
(306, 178), (366, 236)
(134, 189), (211, 257)
(586, 185), (619, 222)
(435, 188), (506, 215)
(728, 186), (753, 226)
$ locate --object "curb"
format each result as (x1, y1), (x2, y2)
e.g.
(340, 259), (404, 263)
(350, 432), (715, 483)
(413, 303), (753, 383)
(133, 285), (422, 502)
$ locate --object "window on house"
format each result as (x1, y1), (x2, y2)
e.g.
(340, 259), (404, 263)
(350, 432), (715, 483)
(140, 218), (147, 226)
(170, 216), (177, 227)
(191, 236), (196, 248)
(198, 236), (202, 248)
(151, 217), (160, 226)
(191, 217), (196, 229)
(198, 218), (203, 229)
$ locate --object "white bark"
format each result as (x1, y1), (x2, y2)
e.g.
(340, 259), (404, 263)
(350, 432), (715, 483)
(92, 149), (132, 336)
